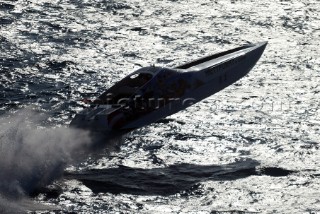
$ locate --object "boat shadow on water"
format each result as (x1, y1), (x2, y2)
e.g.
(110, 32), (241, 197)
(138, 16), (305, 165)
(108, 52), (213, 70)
(62, 159), (295, 196)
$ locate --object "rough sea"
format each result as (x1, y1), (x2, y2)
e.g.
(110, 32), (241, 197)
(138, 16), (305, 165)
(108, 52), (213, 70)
(0, 0), (320, 213)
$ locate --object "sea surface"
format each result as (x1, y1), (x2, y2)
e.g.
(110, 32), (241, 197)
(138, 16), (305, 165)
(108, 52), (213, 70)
(0, 0), (320, 213)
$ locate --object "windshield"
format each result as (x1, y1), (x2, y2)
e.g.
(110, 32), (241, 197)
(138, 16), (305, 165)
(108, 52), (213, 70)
(94, 71), (153, 105)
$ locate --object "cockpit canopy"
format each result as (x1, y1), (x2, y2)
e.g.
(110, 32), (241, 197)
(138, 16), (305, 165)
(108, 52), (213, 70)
(94, 66), (182, 105)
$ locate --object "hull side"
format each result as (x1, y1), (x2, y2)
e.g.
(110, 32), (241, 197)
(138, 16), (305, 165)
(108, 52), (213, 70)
(122, 42), (267, 129)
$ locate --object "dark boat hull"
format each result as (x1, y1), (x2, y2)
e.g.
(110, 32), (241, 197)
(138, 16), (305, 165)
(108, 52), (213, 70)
(122, 42), (267, 129)
(70, 42), (267, 132)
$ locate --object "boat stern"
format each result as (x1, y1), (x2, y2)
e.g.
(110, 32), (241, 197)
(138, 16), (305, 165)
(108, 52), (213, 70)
(69, 105), (126, 132)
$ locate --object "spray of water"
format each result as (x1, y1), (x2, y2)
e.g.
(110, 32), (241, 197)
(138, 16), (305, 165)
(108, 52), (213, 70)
(0, 108), (119, 211)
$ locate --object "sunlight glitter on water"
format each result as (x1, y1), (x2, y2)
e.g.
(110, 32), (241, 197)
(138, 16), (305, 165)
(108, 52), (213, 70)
(0, 0), (320, 213)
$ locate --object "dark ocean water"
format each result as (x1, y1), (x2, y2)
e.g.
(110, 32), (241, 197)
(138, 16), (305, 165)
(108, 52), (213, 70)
(1, 0), (320, 213)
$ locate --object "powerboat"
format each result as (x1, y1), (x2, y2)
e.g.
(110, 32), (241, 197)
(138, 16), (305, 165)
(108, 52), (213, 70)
(70, 42), (267, 134)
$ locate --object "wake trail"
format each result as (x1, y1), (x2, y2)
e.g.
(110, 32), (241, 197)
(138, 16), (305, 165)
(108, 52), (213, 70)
(0, 108), (119, 212)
